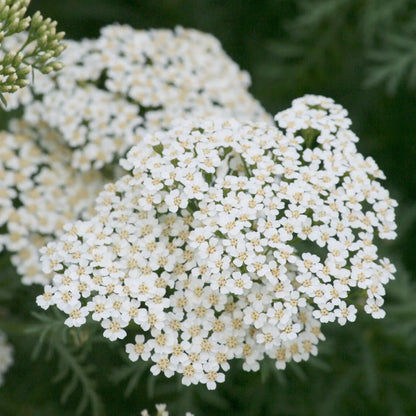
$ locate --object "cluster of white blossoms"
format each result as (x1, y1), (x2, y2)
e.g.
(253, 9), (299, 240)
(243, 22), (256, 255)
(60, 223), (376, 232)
(0, 330), (13, 387)
(1, 26), (269, 285)
(37, 95), (397, 388)
(4, 24), (270, 171)
(0, 128), (104, 284)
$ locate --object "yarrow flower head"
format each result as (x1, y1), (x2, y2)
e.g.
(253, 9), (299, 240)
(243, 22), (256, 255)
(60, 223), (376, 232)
(1, 26), (270, 285)
(4, 24), (270, 171)
(37, 96), (396, 389)
(38, 95), (397, 387)
(0, 330), (13, 386)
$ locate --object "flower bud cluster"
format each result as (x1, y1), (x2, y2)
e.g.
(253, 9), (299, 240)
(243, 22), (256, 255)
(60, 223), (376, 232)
(0, 127), (104, 284)
(37, 96), (397, 388)
(0, 330), (13, 386)
(0, 0), (65, 104)
(4, 24), (270, 170)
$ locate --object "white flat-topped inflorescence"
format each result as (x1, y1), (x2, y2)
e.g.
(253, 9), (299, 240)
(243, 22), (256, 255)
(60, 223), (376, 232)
(37, 96), (397, 388)
(0, 25), (270, 285)
(4, 24), (271, 171)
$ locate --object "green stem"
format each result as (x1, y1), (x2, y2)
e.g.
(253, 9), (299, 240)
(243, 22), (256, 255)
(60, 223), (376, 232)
(242, 157), (251, 176)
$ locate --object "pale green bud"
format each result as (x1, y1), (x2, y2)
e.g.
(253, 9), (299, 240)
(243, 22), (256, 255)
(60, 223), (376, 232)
(3, 66), (15, 75)
(15, 78), (29, 87)
(7, 72), (17, 83)
(14, 6), (27, 21)
(50, 61), (64, 71)
(37, 51), (53, 63)
(38, 23), (48, 34)
(9, 2), (20, 13)
(37, 34), (48, 47)
(7, 17), (21, 32)
(40, 64), (53, 74)
(55, 44), (66, 55)
(12, 52), (23, 66)
(16, 65), (31, 77)
(30, 11), (43, 29)
(2, 51), (15, 65)
(56, 31), (65, 42)
(17, 16), (30, 31)
(0, 6), (9, 21)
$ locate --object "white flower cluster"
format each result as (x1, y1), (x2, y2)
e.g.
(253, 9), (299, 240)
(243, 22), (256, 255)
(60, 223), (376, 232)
(0, 330), (13, 387)
(0, 128), (104, 284)
(37, 96), (397, 388)
(4, 24), (271, 170)
(141, 404), (194, 416)
(1, 26), (270, 285)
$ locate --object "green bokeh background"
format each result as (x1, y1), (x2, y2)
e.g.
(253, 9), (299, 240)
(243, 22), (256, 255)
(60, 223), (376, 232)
(1, 1), (415, 415)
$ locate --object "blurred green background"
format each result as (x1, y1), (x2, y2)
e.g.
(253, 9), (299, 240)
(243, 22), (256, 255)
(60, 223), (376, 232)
(1, 0), (416, 415)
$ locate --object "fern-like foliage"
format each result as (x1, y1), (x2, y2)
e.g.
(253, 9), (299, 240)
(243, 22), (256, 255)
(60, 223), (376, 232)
(259, 0), (416, 96)
(27, 311), (104, 416)
(366, 31), (416, 93)
(110, 356), (151, 398)
(385, 263), (416, 346)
